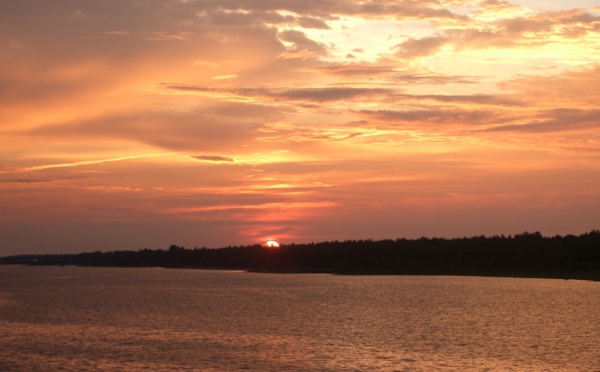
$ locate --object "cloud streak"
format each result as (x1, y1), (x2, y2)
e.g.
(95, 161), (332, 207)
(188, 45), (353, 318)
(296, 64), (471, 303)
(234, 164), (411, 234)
(191, 155), (235, 163)
(2, 154), (175, 173)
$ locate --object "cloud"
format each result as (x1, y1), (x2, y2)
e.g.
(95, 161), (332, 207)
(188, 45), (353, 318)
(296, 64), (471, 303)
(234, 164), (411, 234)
(318, 64), (399, 76)
(204, 102), (293, 119)
(296, 16), (330, 29)
(395, 36), (449, 58)
(184, 0), (464, 21)
(483, 109), (600, 133)
(162, 83), (392, 102)
(500, 66), (600, 108)
(211, 74), (238, 80)
(278, 29), (328, 58)
(500, 9), (600, 39)
(359, 108), (498, 126)
(28, 154), (173, 171)
(28, 110), (262, 152)
(278, 87), (390, 101)
(318, 65), (479, 84)
(258, 123), (364, 143)
(392, 93), (522, 106)
(353, 1), (465, 20)
(191, 155), (235, 163)
(389, 7), (600, 58)
(0, 178), (47, 183)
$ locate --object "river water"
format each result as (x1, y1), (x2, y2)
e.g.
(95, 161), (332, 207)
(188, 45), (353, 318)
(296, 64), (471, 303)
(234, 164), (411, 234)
(0, 266), (598, 371)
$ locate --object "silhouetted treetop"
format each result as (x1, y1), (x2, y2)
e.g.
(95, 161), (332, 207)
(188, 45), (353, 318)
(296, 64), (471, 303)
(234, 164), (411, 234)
(1, 231), (599, 280)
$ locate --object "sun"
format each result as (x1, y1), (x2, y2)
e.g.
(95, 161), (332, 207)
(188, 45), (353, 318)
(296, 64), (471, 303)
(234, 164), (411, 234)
(265, 240), (280, 248)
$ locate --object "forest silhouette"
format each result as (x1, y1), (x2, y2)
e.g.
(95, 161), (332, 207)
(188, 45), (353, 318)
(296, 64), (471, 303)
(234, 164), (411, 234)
(1, 231), (599, 280)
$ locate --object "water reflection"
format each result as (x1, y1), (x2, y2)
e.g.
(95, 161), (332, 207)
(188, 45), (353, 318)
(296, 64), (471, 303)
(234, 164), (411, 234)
(0, 267), (598, 371)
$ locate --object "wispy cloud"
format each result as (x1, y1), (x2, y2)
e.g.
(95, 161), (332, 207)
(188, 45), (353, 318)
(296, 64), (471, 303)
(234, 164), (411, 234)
(4, 153), (175, 173)
(191, 155), (235, 163)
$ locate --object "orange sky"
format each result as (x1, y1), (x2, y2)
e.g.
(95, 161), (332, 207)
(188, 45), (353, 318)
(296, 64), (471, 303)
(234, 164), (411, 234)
(1, 0), (599, 254)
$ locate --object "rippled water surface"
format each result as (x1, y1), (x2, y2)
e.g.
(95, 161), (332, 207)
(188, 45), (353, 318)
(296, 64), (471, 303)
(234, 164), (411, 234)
(1, 266), (599, 371)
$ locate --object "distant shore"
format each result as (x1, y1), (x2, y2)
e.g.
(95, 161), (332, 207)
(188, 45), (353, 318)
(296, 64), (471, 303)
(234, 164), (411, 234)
(2, 231), (599, 281)
(247, 268), (600, 281)
(4, 264), (600, 282)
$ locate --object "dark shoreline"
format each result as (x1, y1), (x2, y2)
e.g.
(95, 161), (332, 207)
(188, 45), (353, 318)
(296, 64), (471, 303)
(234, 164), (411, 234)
(246, 267), (600, 281)
(5, 264), (599, 282)
(2, 231), (599, 281)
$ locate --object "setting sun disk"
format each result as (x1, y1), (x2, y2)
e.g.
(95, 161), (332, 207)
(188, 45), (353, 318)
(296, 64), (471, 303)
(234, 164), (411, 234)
(265, 240), (280, 248)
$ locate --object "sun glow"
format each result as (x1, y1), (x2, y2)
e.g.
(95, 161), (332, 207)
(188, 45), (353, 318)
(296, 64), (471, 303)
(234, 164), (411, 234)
(265, 240), (280, 248)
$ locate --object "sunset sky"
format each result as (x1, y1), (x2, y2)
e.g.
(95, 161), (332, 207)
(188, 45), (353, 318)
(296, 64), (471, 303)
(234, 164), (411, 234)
(1, 0), (599, 255)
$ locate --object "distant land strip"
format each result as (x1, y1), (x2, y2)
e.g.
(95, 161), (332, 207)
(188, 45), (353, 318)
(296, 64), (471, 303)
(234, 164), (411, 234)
(1, 231), (599, 281)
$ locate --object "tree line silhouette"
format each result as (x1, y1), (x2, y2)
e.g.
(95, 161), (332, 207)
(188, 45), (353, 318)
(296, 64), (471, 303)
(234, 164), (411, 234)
(1, 231), (599, 280)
